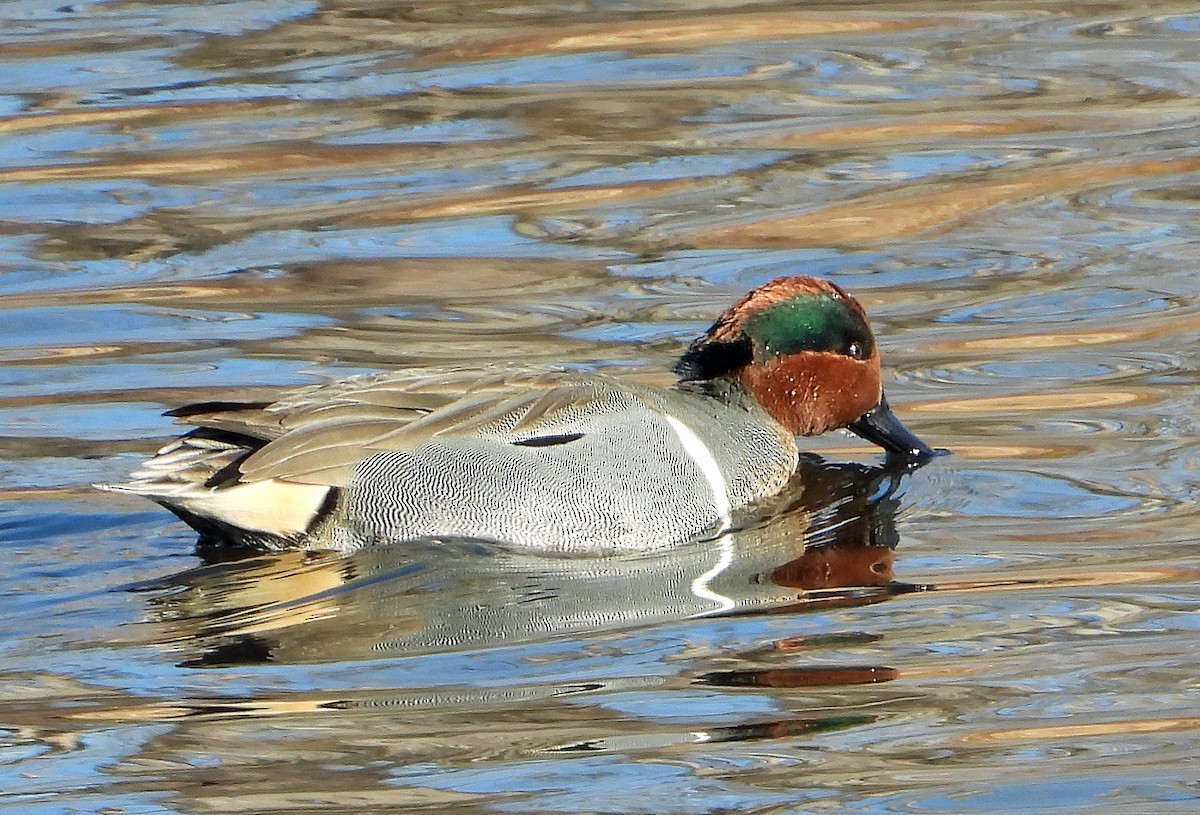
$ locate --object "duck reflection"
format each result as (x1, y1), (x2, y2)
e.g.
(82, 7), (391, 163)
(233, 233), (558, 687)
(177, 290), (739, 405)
(134, 455), (921, 666)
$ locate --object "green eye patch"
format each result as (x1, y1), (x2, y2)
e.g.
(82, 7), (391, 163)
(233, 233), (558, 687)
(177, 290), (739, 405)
(744, 293), (874, 360)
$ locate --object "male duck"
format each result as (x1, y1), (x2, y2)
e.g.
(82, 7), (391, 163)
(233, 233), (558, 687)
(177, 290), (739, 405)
(109, 276), (936, 552)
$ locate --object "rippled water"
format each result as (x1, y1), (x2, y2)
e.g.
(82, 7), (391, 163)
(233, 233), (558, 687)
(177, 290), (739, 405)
(3, 1), (1200, 812)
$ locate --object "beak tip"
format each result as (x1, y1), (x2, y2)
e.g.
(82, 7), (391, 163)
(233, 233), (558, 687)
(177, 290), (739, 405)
(848, 394), (942, 464)
(903, 444), (950, 462)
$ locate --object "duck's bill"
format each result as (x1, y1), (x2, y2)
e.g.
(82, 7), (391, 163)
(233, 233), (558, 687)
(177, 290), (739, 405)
(848, 393), (942, 461)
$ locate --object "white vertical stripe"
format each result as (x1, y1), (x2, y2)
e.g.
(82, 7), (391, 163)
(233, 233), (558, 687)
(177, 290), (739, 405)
(662, 414), (737, 615)
(663, 415), (732, 527)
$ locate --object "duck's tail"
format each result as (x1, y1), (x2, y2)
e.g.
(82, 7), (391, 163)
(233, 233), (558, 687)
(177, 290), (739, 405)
(99, 428), (334, 549)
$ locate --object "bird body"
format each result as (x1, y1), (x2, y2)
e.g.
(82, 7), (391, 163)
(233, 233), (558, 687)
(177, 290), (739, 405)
(105, 276), (935, 552)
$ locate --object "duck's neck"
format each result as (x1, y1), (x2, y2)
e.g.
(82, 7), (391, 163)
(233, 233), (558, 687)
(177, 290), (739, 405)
(677, 375), (747, 398)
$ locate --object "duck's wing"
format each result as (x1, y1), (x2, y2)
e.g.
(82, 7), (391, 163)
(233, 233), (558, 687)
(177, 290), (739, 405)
(175, 367), (622, 488)
(165, 367), (512, 442)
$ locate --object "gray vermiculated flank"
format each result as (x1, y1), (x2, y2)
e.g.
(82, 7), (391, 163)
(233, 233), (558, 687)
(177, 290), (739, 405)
(340, 380), (797, 552)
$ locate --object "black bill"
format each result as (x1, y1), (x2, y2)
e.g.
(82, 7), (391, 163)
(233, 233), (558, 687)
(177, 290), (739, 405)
(848, 392), (941, 461)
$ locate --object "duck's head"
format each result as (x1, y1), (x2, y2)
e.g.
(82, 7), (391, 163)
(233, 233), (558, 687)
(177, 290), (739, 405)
(675, 275), (936, 460)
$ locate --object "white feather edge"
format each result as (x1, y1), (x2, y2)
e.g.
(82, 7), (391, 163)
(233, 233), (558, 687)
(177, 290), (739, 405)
(102, 478), (330, 538)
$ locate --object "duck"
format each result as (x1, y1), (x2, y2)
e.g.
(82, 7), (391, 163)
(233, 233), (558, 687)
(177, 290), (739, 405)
(106, 275), (938, 552)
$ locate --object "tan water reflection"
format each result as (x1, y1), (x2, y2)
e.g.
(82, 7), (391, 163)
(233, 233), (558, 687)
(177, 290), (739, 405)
(418, 11), (949, 63)
(683, 156), (1200, 248)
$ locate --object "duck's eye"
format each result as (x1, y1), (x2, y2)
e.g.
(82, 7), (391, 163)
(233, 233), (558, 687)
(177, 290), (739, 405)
(847, 341), (865, 360)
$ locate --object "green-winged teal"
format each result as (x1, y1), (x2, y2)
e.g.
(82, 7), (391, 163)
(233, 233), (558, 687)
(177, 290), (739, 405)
(106, 276), (936, 551)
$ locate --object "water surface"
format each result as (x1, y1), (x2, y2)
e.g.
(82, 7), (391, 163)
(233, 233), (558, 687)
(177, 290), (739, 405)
(2, 0), (1200, 812)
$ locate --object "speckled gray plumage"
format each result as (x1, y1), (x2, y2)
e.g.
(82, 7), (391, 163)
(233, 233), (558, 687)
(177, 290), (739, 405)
(335, 380), (797, 552)
(110, 367), (799, 551)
